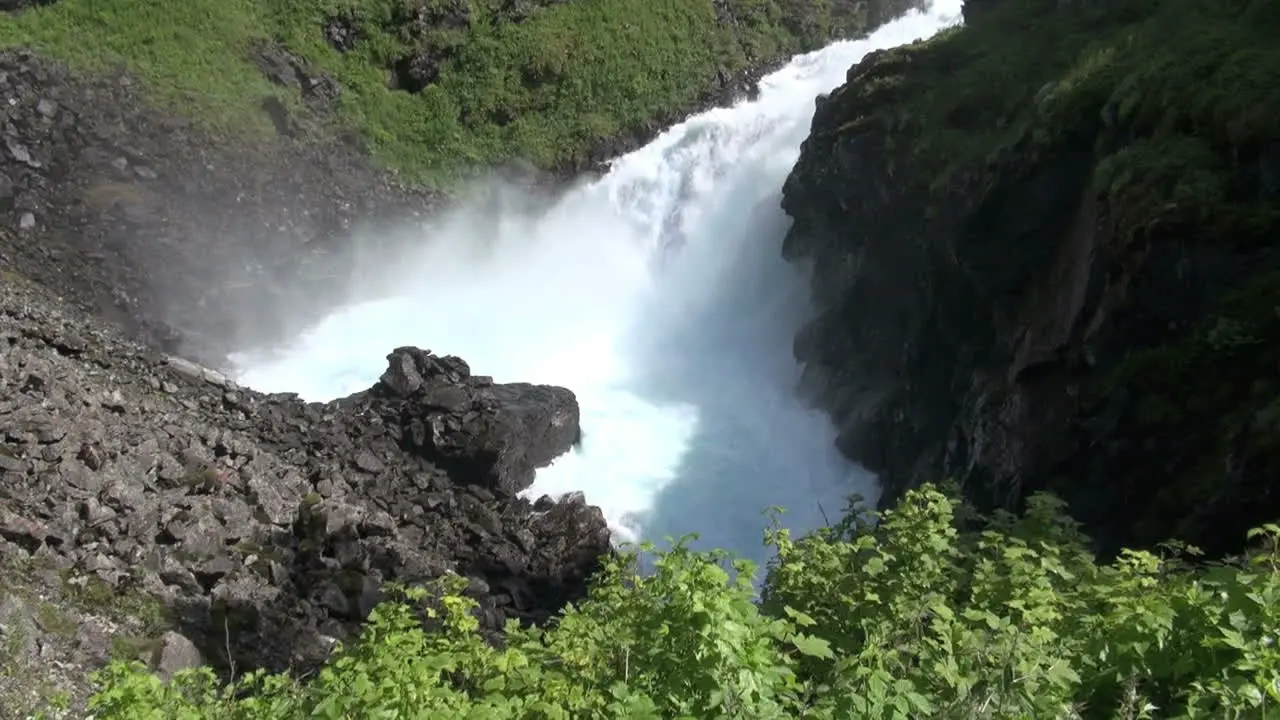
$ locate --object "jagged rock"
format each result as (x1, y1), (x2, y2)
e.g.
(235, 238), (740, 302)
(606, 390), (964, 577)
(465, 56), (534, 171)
(0, 594), (39, 663)
(0, 275), (612, 679)
(396, 0), (472, 33)
(371, 347), (580, 495)
(254, 41), (341, 114)
(152, 631), (204, 679)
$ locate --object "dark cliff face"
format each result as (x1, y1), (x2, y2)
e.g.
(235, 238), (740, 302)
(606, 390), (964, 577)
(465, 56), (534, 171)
(782, 0), (1280, 556)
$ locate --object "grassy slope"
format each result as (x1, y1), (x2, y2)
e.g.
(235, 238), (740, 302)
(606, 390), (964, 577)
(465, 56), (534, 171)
(830, 0), (1280, 542)
(0, 0), (891, 186)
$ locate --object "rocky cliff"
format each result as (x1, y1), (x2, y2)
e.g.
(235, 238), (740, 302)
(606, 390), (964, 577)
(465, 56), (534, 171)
(782, 0), (1280, 557)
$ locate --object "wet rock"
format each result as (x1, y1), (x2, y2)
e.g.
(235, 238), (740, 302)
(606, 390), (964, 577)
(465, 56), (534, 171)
(780, 22), (1280, 560)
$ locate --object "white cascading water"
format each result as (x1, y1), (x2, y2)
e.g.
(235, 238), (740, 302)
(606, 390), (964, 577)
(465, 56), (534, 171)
(230, 1), (963, 573)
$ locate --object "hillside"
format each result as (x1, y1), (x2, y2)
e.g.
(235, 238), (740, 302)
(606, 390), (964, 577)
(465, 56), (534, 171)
(0, 1), (948, 715)
(56, 485), (1280, 718)
(0, 0), (921, 185)
(782, 0), (1280, 558)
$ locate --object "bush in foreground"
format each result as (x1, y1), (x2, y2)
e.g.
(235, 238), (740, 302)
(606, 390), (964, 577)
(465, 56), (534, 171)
(81, 485), (1280, 718)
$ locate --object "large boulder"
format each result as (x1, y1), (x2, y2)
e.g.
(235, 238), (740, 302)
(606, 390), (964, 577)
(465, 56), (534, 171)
(376, 346), (581, 496)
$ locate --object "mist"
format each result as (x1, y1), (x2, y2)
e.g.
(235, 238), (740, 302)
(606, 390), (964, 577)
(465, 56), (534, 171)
(228, 3), (963, 571)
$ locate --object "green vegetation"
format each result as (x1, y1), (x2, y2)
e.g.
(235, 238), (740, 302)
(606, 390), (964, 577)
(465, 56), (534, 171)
(834, 0), (1280, 204)
(2, 551), (175, 647)
(0, 0), (896, 184)
(77, 485), (1280, 718)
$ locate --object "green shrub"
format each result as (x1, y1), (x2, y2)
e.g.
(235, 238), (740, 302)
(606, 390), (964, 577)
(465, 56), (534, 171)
(81, 484), (1280, 719)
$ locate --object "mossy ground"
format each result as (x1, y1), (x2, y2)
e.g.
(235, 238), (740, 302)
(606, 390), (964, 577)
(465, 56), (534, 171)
(0, 0), (894, 186)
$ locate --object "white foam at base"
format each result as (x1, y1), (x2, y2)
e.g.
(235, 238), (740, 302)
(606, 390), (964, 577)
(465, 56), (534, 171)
(231, 1), (963, 570)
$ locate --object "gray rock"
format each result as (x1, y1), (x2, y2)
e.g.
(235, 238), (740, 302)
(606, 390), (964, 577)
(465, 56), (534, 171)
(0, 45), (616, 700)
(152, 631), (203, 679)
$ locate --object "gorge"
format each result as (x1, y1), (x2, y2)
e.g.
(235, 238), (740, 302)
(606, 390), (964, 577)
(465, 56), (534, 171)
(0, 0), (1277, 714)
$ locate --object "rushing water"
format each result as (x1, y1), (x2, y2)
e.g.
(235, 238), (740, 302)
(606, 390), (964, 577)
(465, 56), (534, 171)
(230, 1), (964, 572)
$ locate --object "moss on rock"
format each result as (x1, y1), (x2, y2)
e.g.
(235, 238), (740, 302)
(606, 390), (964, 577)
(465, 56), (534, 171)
(1088, 269), (1280, 546)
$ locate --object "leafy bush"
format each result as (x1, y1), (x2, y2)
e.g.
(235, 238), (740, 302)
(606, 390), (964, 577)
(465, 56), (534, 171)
(82, 485), (1280, 718)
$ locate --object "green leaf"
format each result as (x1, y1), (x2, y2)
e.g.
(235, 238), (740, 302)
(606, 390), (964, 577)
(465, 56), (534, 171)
(783, 605), (818, 627)
(792, 633), (834, 659)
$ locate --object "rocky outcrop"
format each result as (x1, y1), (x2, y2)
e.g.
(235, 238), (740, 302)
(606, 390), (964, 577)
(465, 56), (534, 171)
(0, 273), (609, 703)
(782, 0), (1280, 557)
(254, 41), (342, 120)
